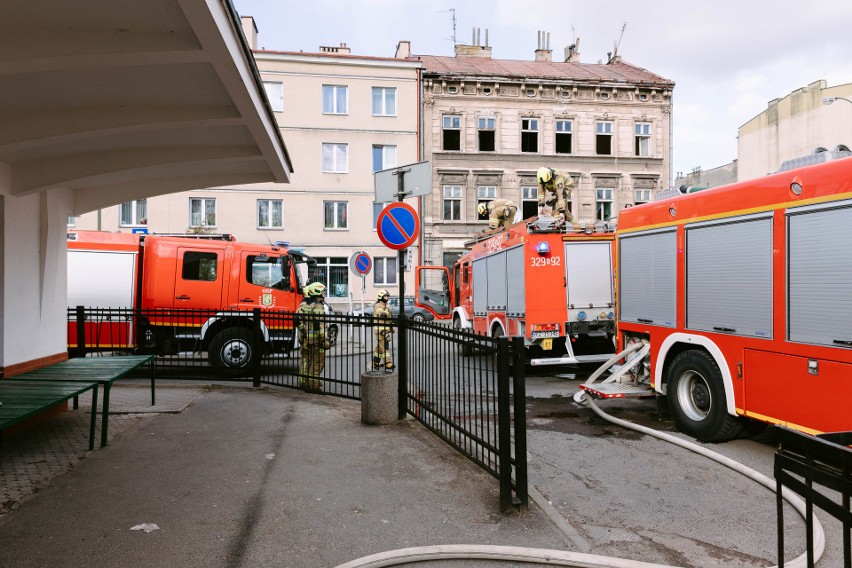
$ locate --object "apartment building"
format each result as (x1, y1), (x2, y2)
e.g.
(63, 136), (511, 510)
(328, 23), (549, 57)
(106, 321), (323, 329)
(407, 34), (674, 268)
(75, 17), (422, 313)
(738, 80), (852, 181)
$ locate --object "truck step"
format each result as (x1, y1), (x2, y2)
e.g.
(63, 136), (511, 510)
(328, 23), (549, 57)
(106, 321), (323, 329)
(574, 354), (615, 363)
(579, 383), (654, 399)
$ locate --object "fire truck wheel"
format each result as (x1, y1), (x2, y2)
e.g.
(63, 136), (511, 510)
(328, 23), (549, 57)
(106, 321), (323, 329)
(453, 317), (472, 356)
(667, 350), (742, 442)
(209, 328), (259, 369)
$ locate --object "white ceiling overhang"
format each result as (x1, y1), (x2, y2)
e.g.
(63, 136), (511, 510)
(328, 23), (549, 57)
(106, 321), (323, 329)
(0, 0), (292, 214)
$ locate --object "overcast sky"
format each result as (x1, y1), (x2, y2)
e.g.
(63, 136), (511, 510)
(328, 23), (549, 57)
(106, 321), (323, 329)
(233, 0), (852, 181)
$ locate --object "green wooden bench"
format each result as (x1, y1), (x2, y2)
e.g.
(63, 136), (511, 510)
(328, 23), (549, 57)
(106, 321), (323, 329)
(1, 355), (155, 449)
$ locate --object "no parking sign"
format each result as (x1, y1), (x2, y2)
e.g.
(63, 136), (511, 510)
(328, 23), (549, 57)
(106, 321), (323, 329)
(376, 202), (420, 250)
(349, 251), (372, 276)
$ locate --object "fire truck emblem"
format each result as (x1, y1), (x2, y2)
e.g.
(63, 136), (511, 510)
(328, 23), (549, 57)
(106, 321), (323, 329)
(261, 293), (273, 306)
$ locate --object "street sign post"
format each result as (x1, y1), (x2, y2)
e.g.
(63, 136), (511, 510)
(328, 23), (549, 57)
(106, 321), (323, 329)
(349, 251), (372, 313)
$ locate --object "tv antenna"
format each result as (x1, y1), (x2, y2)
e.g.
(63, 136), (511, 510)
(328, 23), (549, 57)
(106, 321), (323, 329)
(613, 22), (627, 57)
(437, 8), (457, 45)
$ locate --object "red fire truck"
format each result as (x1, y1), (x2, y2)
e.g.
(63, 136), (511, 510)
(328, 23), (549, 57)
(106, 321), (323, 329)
(67, 230), (315, 369)
(415, 217), (617, 366)
(585, 148), (852, 441)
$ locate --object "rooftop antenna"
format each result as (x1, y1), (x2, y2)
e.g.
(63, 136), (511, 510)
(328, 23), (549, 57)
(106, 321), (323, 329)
(437, 8), (457, 45)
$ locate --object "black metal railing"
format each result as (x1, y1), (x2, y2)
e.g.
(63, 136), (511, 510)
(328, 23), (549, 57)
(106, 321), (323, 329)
(405, 322), (528, 512)
(68, 306), (528, 511)
(775, 427), (852, 568)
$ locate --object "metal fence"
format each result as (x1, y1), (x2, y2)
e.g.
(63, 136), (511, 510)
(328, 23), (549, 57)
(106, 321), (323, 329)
(68, 306), (528, 511)
(775, 427), (852, 568)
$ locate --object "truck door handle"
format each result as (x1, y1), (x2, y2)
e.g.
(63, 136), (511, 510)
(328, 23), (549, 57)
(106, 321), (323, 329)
(637, 318), (653, 324)
(176, 295), (190, 300)
(713, 327), (736, 333)
(240, 298), (253, 302)
(833, 340), (852, 347)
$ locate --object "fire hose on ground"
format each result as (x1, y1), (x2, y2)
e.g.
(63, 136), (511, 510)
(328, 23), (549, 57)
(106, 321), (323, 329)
(334, 343), (825, 568)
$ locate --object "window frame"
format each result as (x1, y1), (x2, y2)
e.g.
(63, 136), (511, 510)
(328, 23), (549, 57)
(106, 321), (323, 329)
(442, 114), (462, 151)
(521, 117), (539, 153)
(262, 81), (283, 113)
(310, 256), (349, 298)
(189, 197), (216, 228)
(521, 186), (538, 219)
(323, 200), (349, 230)
(322, 143), (348, 173)
(322, 84), (348, 115)
(477, 116), (496, 152)
(634, 122), (652, 157)
(256, 199), (284, 229)
(596, 120), (614, 155)
(372, 144), (397, 172)
(119, 199), (147, 227)
(596, 188), (614, 221)
(442, 185), (462, 221)
(372, 86), (397, 116)
(373, 257), (398, 286)
(555, 119), (573, 154)
(476, 186), (497, 221)
(634, 189), (652, 205)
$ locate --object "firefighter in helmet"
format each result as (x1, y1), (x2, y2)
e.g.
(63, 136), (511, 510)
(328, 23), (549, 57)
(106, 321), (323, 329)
(296, 282), (329, 392)
(372, 289), (395, 371)
(537, 166), (575, 223)
(478, 199), (518, 230)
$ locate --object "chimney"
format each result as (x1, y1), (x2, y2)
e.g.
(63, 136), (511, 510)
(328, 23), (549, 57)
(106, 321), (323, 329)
(454, 28), (492, 58)
(564, 37), (581, 62)
(240, 16), (258, 51)
(395, 40), (411, 59)
(319, 42), (351, 54)
(535, 31), (552, 62)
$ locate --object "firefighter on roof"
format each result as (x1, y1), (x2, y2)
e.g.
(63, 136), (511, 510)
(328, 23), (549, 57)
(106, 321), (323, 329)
(537, 167), (575, 223)
(478, 199), (518, 230)
(372, 289), (395, 371)
(296, 282), (329, 392)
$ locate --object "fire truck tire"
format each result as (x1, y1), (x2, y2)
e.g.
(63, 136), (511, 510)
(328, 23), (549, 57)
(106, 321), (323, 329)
(209, 328), (260, 369)
(666, 350), (742, 442)
(454, 317), (473, 356)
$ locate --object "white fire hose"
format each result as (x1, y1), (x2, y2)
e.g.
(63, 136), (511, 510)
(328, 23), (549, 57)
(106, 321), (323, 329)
(335, 344), (825, 568)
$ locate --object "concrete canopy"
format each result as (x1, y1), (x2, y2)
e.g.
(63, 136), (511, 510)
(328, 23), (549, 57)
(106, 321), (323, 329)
(1, 0), (293, 215)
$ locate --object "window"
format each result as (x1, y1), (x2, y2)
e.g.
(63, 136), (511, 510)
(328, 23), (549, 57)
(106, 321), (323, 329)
(442, 115), (461, 151)
(263, 81), (283, 112)
(257, 199), (283, 229)
(556, 119), (573, 154)
(324, 201), (348, 229)
(372, 87), (396, 116)
(477, 186), (496, 221)
(246, 254), (289, 290)
(373, 257), (398, 286)
(521, 186), (538, 219)
(120, 199), (147, 226)
(596, 188), (613, 221)
(596, 121), (613, 155)
(521, 118), (539, 153)
(310, 257), (348, 298)
(635, 122), (651, 157)
(478, 116), (495, 152)
(67, 215), (77, 227)
(322, 84), (347, 114)
(322, 143), (348, 173)
(442, 185), (462, 220)
(372, 145), (397, 172)
(634, 189), (652, 205)
(182, 251), (218, 282)
(189, 198), (216, 228)
(372, 202), (388, 228)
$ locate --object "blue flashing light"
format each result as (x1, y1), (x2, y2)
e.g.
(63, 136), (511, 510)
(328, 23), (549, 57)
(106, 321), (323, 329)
(608, 312), (614, 320)
(536, 241), (550, 255)
(577, 311), (587, 321)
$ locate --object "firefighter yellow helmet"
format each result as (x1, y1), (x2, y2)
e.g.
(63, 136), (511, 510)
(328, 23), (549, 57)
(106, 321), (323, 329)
(537, 167), (553, 184)
(304, 282), (326, 297)
(477, 203), (488, 216)
(377, 289), (390, 301)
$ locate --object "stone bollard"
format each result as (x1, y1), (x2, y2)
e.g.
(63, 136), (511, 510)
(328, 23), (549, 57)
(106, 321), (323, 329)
(361, 370), (398, 425)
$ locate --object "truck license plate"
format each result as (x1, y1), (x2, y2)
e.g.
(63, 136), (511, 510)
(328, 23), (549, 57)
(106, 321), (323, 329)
(541, 338), (552, 350)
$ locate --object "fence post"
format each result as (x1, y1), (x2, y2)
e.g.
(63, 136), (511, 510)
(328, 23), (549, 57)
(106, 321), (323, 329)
(74, 305), (86, 359)
(497, 336), (513, 513)
(511, 336), (528, 510)
(397, 316), (408, 419)
(252, 308), (262, 387)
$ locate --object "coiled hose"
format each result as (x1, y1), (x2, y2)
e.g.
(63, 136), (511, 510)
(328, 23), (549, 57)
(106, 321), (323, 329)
(334, 345), (825, 568)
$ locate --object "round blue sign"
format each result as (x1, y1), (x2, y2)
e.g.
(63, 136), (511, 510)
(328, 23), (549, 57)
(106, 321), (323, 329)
(376, 203), (420, 250)
(354, 253), (371, 275)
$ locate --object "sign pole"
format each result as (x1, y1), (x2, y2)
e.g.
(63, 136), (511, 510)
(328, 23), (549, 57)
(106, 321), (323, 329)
(394, 168), (409, 419)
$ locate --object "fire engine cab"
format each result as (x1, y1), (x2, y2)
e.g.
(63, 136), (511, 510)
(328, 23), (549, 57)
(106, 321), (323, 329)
(67, 230), (314, 369)
(416, 216), (617, 366)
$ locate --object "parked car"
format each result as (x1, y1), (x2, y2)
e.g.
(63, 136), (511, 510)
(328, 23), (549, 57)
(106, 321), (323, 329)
(351, 296), (435, 322)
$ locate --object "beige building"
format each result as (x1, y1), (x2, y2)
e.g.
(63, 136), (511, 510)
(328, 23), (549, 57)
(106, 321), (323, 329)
(76, 18), (422, 313)
(738, 80), (852, 181)
(407, 34), (674, 267)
